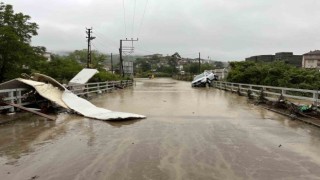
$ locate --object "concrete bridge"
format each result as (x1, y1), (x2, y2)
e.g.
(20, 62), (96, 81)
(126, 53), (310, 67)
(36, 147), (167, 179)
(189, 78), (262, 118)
(0, 78), (320, 180)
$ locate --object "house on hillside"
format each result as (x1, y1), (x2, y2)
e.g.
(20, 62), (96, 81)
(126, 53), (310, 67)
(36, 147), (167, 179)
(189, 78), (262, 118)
(143, 54), (163, 59)
(302, 50), (320, 69)
(43, 52), (52, 62)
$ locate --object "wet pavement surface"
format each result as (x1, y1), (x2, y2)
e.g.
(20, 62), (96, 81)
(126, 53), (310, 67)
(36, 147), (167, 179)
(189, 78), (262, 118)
(0, 78), (320, 180)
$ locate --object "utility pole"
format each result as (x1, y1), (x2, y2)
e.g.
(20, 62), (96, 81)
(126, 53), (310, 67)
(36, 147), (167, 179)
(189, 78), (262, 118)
(199, 52), (201, 73)
(86, 28), (95, 68)
(119, 38), (138, 77)
(111, 53), (113, 74)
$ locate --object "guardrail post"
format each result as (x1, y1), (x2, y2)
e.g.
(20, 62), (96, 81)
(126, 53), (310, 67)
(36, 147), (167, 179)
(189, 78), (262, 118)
(282, 89), (286, 96)
(97, 83), (100, 93)
(313, 90), (319, 105)
(259, 87), (266, 102)
(8, 91), (14, 113)
(247, 86), (253, 99)
(17, 89), (22, 105)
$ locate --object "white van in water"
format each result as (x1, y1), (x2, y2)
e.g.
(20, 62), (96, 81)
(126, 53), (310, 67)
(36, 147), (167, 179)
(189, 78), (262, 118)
(191, 71), (218, 87)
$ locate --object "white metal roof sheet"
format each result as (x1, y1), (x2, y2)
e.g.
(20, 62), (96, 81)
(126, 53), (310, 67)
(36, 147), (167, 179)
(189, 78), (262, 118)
(62, 90), (145, 120)
(69, 68), (98, 85)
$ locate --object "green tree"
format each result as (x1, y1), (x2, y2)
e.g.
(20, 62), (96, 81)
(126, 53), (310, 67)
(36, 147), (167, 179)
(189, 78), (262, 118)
(168, 52), (180, 74)
(67, 49), (107, 70)
(45, 55), (82, 83)
(227, 61), (320, 89)
(183, 63), (199, 74)
(0, 2), (46, 82)
(200, 63), (215, 72)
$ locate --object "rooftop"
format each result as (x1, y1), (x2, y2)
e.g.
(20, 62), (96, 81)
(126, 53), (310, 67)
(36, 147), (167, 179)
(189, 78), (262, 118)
(303, 50), (320, 55)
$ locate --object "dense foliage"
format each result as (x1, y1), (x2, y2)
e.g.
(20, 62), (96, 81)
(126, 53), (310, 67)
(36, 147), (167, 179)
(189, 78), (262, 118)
(0, 3), (124, 83)
(227, 61), (320, 90)
(39, 50), (123, 83)
(0, 2), (46, 82)
(134, 53), (217, 77)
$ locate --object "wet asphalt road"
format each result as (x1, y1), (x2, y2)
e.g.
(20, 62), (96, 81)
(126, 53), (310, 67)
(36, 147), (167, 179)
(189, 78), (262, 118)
(0, 78), (320, 180)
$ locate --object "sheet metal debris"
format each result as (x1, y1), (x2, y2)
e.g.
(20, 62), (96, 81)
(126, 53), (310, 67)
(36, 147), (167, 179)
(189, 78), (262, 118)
(0, 73), (146, 121)
(62, 91), (145, 120)
(68, 68), (98, 85)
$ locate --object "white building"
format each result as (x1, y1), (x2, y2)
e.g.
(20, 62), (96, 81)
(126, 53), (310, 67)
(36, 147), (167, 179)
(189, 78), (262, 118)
(302, 50), (320, 68)
(213, 68), (229, 80)
(43, 52), (52, 62)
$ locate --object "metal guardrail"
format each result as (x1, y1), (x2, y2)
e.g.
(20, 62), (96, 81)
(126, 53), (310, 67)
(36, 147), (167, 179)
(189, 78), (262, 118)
(0, 80), (134, 112)
(212, 81), (320, 104)
(68, 80), (133, 95)
(0, 88), (30, 112)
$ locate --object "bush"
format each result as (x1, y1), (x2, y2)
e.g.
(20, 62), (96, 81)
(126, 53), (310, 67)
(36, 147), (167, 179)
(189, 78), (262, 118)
(90, 71), (122, 82)
(227, 61), (320, 90)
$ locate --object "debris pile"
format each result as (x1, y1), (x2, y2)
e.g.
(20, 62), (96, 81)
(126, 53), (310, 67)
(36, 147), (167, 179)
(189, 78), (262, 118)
(0, 72), (146, 121)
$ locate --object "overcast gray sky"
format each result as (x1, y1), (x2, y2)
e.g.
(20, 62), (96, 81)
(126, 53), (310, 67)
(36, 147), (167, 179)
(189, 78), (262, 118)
(6, 0), (320, 61)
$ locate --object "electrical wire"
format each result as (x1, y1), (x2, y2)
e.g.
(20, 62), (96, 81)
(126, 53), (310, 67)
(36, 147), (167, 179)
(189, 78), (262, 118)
(93, 31), (118, 47)
(137, 0), (149, 38)
(132, 0), (137, 37)
(122, 0), (127, 37)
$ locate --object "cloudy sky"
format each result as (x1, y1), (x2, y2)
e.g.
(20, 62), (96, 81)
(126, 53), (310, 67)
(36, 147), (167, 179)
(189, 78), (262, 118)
(5, 0), (320, 61)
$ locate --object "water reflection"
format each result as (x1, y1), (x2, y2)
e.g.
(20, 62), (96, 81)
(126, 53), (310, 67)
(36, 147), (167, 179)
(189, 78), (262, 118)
(0, 113), (71, 161)
(0, 114), (55, 159)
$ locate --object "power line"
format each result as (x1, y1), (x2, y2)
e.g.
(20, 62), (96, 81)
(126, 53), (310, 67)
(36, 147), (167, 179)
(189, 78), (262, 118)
(92, 32), (119, 51)
(93, 30), (118, 46)
(132, 0), (137, 37)
(122, 0), (127, 37)
(91, 43), (102, 52)
(135, 47), (158, 54)
(138, 0), (149, 37)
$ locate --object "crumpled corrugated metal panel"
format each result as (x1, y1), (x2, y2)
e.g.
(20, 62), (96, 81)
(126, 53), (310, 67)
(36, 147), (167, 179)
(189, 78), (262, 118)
(62, 91), (146, 120)
(17, 78), (70, 109)
(0, 75), (146, 121)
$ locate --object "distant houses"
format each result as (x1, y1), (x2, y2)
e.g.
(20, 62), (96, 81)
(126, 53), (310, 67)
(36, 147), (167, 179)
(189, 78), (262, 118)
(244, 51), (320, 69)
(245, 52), (302, 67)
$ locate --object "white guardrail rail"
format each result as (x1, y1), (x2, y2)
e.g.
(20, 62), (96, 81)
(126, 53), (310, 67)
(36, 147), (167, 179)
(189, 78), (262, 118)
(68, 80), (133, 95)
(0, 80), (133, 112)
(212, 81), (320, 104)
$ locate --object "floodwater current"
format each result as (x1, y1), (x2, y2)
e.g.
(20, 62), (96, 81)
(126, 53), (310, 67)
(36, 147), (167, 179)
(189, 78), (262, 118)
(0, 78), (320, 180)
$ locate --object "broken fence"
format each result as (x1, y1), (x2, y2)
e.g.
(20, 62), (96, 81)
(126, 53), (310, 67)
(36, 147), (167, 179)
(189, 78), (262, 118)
(0, 80), (134, 112)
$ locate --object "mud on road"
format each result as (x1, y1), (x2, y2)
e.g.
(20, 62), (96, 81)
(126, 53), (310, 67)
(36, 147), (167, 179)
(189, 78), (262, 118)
(0, 78), (320, 180)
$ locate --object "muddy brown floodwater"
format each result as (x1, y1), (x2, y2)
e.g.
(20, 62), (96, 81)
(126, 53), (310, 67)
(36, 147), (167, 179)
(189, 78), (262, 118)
(1, 78), (320, 180)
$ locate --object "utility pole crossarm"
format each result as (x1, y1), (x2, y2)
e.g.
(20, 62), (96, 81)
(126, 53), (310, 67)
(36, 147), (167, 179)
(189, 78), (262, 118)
(119, 38), (138, 77)
(86, 28), (96, 68)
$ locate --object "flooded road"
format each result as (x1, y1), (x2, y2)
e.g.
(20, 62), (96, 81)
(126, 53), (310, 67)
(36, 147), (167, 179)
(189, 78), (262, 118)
(1, 78), (320, 180)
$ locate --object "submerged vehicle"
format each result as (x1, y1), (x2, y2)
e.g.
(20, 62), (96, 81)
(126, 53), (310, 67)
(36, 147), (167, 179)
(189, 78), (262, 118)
(191, 71), (218, 87)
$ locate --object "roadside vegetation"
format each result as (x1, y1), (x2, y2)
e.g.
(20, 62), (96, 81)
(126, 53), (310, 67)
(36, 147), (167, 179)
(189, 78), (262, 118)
(0, 2), (125, 83)
(134, 53), (224, 79)
(227, 61), (320, 90)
